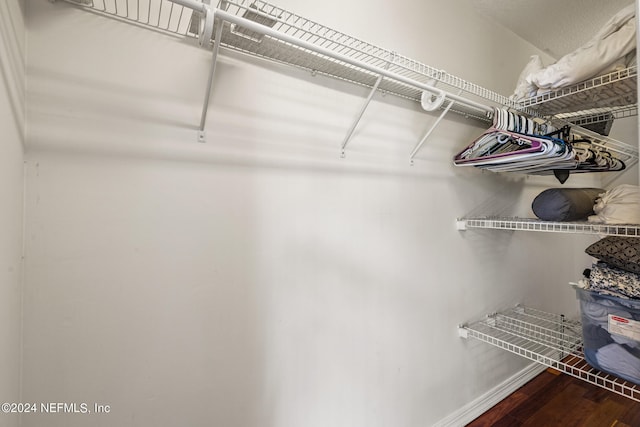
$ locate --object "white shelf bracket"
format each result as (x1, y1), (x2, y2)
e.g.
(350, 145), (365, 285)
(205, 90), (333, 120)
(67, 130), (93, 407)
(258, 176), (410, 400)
(197, 6), (225, 140)
(409, 88), (463, 164)
(340, 55), (394, 158)
(456, 219), (467, 231)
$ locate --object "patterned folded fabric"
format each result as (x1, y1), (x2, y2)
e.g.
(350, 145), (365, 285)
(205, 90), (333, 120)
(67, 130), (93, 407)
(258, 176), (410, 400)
(586, 236), (640, 274)
(589, 262), (640, 299)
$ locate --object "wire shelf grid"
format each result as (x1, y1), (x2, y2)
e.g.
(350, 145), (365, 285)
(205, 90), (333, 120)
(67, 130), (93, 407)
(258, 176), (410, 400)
(491, 310), (582, 354)
(60, 0), (513, 119)
(60, 0), (638, 156)
(521, 66), (637, 116)
(459, 217), (640, 237)
(68, 0), (198, 36)
(557, 105), (638, 126)
(462, 306), (640, 402)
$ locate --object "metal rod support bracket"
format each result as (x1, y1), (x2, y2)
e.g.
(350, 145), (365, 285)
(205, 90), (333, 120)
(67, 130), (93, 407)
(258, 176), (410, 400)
(340, 55), (394, 157)
(199, 12), (225, 134)
(340, 74), (383, 157)
(409, 89), (464, 164)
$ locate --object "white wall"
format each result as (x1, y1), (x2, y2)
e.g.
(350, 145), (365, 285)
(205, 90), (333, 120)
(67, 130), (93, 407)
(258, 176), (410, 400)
(608, 116), (640, 187)
(23, 1), (632, 426)
(0, 1), (25, 427)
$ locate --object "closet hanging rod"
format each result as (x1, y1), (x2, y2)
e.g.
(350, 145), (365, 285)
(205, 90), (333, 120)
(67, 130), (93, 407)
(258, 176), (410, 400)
(171, 0), (208, 13)
(168, 0), (494, 117)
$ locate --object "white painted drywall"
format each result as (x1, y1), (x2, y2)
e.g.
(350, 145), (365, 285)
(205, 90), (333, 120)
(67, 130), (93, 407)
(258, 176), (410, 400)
(0, 1), (25, 426)
(469, 0), (635, 58)
(22, 1), (636, 426)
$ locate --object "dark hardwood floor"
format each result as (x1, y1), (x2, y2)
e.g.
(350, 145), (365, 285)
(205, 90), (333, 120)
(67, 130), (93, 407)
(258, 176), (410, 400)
(467, 368), (640, 427)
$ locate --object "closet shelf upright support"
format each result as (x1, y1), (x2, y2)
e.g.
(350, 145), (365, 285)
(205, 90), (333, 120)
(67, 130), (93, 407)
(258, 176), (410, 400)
(340, 56), (394, 158)
(198, 7), (225, 142)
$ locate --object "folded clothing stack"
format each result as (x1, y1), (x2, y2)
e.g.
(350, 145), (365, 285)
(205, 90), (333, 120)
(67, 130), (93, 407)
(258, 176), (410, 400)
(577, 235), (640, 384)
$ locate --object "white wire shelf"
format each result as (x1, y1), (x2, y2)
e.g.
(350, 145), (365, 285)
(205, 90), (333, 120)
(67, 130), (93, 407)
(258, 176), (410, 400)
(59, 0), (639, 161)
(61, 0), (516, 121)
(519, 66), (637, 117)
(459, 305), (640, 402)
(61, 0), (639, 122)
(557, 105), (639, 126)
(457, 217), (640, 237)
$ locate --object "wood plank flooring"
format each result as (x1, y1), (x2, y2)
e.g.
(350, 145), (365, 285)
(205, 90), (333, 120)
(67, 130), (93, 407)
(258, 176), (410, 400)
(467, 368), (640, 427)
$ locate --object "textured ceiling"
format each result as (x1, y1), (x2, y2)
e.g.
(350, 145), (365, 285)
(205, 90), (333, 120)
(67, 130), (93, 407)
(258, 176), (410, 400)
(468, 0), (635, 59)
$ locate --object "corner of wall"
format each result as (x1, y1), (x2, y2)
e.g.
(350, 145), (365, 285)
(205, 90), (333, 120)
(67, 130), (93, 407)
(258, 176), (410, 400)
(0, 1), (25, 426)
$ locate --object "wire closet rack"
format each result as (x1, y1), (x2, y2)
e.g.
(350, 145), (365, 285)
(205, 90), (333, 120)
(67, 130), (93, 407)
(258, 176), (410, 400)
(58, 0), (640, 403)
(60, 0), (638, 162)
(456, 217), (640, 238)
(459, 305), (640, 402)
(523, 66), (637, 117)
(62, 0), (509, 113)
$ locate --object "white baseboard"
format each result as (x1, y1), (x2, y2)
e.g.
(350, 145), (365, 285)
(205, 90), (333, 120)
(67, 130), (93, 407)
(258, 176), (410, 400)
(432, 363), (547, 427)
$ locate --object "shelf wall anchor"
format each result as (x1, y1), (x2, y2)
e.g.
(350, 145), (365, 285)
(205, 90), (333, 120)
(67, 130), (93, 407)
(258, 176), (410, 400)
(458, 324), (469, 339)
